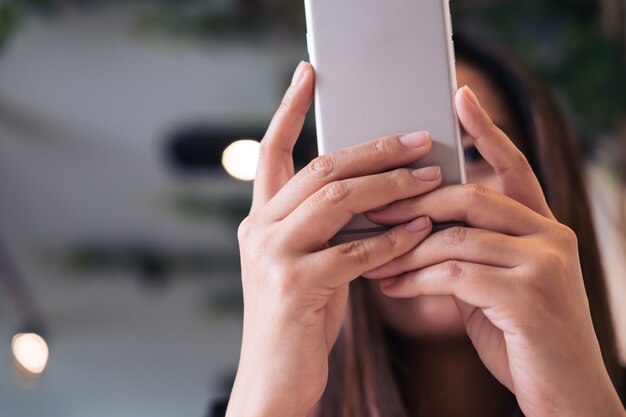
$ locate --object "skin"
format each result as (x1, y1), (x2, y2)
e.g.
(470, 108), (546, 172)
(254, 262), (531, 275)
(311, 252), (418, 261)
(362, 61), (551, 417)
(226, 60), (626, 417)
(365, 61), (520, 342)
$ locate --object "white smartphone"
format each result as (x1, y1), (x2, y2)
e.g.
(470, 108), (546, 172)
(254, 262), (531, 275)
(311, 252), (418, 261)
(304, 0), (466, 242)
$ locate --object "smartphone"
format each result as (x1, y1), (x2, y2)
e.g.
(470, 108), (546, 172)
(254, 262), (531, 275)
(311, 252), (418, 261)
(304, 0), (466, 243)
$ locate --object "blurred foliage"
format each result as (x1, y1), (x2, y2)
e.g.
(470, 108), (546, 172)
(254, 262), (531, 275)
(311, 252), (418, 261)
(156, 0), (626, 144)
(0, 0), (623, 151)
(454, 0), (626, 138)
(0, 2), (19, 50)
(138, 0), (303, 41)
(142, 0), (626, 137)
(169, 193), (250, 224)
(57, 242), (240, 281)
(2, 0), (621, 138)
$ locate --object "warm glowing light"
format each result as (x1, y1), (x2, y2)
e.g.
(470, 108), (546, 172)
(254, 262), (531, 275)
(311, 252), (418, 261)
(221, 140), (260, 181)
(11, 333), (49, 375)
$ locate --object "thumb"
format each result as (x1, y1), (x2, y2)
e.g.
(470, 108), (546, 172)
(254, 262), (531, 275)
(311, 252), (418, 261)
(455, 86), (554, 220)
(251, 61), (315, 213)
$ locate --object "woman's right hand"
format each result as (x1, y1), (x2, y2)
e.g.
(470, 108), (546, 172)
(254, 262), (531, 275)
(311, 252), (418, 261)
(225, 61), (443, 417)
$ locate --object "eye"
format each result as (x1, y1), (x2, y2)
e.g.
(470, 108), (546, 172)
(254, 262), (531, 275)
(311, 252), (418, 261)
(463, 145), (485, 164)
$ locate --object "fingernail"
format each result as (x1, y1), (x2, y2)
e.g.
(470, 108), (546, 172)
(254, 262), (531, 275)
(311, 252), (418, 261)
(463, 85), (480, 108)
(399, 131), (430, 148)
(411, 166), (441, 181)
(380, 277), (399, 289)
(405, 216), (431, 232)
(291, 61), (307, 86)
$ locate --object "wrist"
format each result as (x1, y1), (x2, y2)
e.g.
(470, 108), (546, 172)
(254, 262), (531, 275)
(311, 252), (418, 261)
(226, 394), (309, 417)
(225, 370), (311, 417)
(552, 370), (624, 417)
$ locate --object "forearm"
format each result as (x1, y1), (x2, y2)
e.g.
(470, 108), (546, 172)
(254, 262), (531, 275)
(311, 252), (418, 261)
(576, 381), (625, 417)
(225, 339), (318, 417)
(225, 373), (310, 417)
(548, 367), (625, 417)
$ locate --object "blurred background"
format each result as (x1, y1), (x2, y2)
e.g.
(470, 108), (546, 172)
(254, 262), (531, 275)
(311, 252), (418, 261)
(0, 0), (624, 416)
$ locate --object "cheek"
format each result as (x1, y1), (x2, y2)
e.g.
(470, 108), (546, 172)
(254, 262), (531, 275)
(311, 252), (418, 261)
(368, 281), (466, 338)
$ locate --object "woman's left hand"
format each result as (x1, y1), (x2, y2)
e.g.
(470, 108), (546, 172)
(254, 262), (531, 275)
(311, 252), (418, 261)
(362, 86), (625, 417)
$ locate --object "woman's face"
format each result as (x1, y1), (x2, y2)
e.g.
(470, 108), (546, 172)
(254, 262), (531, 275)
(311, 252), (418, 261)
(368, 61), (525, 339)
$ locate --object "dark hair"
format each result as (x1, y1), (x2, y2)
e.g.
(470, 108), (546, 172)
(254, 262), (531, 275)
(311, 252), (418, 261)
(314, 32), (622, 417)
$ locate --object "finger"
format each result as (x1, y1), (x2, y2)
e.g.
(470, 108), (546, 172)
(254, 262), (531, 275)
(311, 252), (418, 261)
(264, 130), (433, 220)
(378, 261), (514, 309)
(251, 61), (314, 213)
(362, 227), (525, 279)
(366, 183), (548, 236)
(453, 298), (479, 327)
(456, 86), (554, 220)
(279, 166), (442, 250)
(301, 217), (433, 289)
(451, 297), (515, 390)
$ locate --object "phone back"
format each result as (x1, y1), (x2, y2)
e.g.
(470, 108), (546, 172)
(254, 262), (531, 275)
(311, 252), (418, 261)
(304, 0), (465, 236)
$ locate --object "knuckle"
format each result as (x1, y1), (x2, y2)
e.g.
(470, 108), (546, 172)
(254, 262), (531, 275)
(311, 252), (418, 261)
(370, 136), (392, 156)
(556, 223), (578, 248)
(513, 150), (532, 170)
(493, 150), (531, 177)
(321, 181), (351, 203)
(540, 249), (560, 266)
(442, 226), (468, 246)
(382, 227), (402, 249)
(266, 264), (299, 296)
(247, 236), (269, 261)
(237, 216), (253, 241)
(385, 169), (404, 189)
(340, 240), (372, 266)
(442, 260), (464, 281)
(307, 154), (337, 179)
(486, 120), (502, 137)
(239, 221), (279, 261)
(537, 248), (567, 277)
(259, 137), (290, 161)
(464, 183), (490, 203)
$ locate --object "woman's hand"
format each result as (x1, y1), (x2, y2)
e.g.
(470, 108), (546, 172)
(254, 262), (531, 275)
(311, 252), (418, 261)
(226, 61), (444, 417)
(363, 86), (625, 417)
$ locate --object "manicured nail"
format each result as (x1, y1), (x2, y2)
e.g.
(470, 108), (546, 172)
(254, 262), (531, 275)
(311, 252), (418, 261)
(411, 166), (441, 181)
(291, 61), (307, 86)
(380, 277), (399, 289)
(405, 216), (431, 232)
(463, 85), (480, 108)
(399, 131), (429, 148)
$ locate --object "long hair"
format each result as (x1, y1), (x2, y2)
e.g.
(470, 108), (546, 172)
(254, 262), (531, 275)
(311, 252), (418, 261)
(314, 33), (623, 416)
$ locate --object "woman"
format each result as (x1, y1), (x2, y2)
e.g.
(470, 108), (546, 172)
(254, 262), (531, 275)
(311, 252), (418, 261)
(223, 36), (626, 417)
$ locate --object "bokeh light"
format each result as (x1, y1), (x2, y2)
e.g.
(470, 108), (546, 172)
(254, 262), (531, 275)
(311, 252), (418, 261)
(11, 333), (49, 375)
(221, 140), (260, 181)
